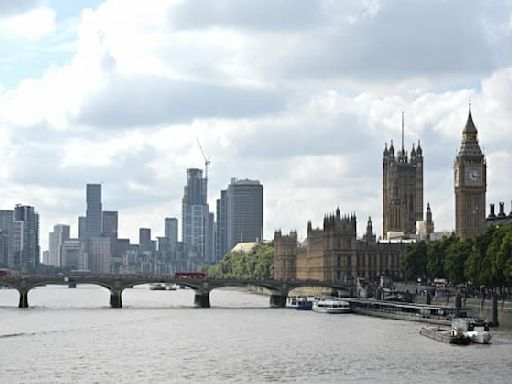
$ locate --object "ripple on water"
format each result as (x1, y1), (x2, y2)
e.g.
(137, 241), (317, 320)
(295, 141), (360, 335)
(1, 287), (512, 383)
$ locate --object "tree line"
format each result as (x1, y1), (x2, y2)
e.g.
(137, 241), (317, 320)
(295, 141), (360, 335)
(401, 224), (512, 288)
(204, 242), (274, 280)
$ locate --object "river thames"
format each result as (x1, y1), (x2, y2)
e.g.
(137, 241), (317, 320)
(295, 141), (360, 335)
(1, 285), (512, 383)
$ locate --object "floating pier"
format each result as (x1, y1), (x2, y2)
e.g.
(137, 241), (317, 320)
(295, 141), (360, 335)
(345, 298), (466, 325)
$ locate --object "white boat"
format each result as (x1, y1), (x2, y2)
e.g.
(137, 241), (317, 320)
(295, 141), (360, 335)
(313, 298), (351, 314)
(165, 283), (178, 291)
(451, 318), (492, 344)
(149, 283), (166, 291)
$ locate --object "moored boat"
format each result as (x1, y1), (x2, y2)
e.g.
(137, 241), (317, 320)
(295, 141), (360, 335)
(165, 283), (178, 291)
(452, 318), (492, 344)
(419, 325), (470, 345)
(313, 298), (351, 314)
(149, 283), (166, 290)
(286, 296), (314, 310)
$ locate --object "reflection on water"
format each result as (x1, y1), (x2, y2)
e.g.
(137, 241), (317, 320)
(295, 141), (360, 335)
(1, 285), (512, 383)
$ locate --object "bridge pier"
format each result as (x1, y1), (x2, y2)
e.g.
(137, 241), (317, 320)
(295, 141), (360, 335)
(18, 290), (29, 308)
(194, 291), (210, 308)
(110, 289), (123, 308)
(269, 295), (287, 308)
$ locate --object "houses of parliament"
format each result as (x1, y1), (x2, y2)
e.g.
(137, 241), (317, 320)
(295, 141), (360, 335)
(274, 107), (488, 282)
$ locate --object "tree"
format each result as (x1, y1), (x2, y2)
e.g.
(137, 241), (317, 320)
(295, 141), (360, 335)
(444, 237), (470, 285)
(204, 242), (274, 280)
(426, 240), (445, 279)
(400, 241), (427, 280)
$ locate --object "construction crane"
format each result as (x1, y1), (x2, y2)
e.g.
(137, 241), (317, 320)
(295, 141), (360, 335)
(196, 138), (211, 181)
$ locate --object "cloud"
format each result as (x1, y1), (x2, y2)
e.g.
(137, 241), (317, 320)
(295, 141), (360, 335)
(0, 6), (56, 40)
(0, 0), (512, 250)
(0, 0), (42, 17)
(171, 0), (327, 31)
(74, 74), (286, 128)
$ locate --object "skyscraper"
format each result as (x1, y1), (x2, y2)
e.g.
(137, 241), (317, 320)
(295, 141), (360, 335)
(216, 178), (264, 259)
(225, 178), (263, 251)
(48, 224), (70, 267)
(164, 218), (178, 245)
(164, 217), (178, 261)
(182, 168), (212, 264)
(78, 216), (87, 239)
(382, 114), (423, 238)
(454, 108), (486, 239)
(86, 184), (102, 237)
(102, 211), (118, 238)
(0, 210), (14, 266)
(13, 205), (40, 271)
(215, 190), (228, 261)
(139, 228), (152, 253)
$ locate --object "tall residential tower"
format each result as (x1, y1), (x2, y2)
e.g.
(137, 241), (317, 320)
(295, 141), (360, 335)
(181, 168), (213, 264)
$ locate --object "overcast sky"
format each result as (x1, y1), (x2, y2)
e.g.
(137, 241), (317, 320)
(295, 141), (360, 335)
(1, 0), (512, 251)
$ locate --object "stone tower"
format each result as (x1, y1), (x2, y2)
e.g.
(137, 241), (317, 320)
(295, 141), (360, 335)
(273, 230), (297, 280)
(383, 114), (423, 238)
(425, 202), (434, 240)
(454, 107), (486, 240)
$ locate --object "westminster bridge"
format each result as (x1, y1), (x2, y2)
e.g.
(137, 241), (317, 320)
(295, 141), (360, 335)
(0, 275), (354, 309)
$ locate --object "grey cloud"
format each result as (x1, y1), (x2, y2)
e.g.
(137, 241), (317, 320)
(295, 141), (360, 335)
(239, 0), (509, 81)
(74, 75), (285, 128)
(0, 0), (41, 17)
(7, 133), (158, 190)
(171, 0), (325, 31)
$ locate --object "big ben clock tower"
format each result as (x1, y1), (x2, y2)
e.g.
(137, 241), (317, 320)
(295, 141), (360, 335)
(454, 106), (486, 240)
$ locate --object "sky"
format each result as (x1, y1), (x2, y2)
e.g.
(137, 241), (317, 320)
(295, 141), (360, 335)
(1, 0), (512, 252)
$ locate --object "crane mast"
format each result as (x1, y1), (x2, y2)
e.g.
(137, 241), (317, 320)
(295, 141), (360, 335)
(196, 138), (211, 180)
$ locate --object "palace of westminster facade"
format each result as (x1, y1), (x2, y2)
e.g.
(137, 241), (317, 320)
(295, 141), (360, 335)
(274, 108), (490, 282)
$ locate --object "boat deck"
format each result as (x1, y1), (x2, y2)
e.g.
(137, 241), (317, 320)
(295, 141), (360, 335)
(344, 298), (466, 325)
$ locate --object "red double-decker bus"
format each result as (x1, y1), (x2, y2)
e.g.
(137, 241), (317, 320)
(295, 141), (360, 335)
(0, 268), (11, 277)
(174, 272), (206, 279)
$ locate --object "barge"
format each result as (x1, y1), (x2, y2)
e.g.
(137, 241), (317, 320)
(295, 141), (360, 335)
(345, 298), (465, 325)
(420, 325), (470, 345)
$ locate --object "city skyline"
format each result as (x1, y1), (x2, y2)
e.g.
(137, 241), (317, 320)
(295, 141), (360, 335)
(1, 1), (512, 252)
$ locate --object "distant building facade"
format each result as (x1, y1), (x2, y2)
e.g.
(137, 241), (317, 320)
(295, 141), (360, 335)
(274, 208), (407, 282)
(87, 237), (111, 273)
(0, 210), (14, 267)
(383, 114), (423, 238)
(216, 178), (263, 260)
(182, 168), (213, 265)
(454, 109), (487, 240)
(61, 239), (88, 270)
(48, 224), (70, 267)
(486, 201), (512, 227)
(86, 184), (102, 237)
(13, 205), (40, 271)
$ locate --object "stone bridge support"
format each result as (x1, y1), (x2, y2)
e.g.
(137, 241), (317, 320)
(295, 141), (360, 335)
(18, 289), (29, 308)
(194, 290), (210, 308)
(269, 294), (287, 308)
(110, 289), (123, 308)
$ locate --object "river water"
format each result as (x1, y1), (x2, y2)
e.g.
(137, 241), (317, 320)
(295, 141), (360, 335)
(1, 285), (512, 383)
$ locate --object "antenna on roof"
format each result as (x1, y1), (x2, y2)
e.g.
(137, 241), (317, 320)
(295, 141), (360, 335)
(401, 111), (405, 152)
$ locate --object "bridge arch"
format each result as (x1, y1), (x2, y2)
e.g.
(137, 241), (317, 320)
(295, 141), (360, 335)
(24, 281), (113, 309)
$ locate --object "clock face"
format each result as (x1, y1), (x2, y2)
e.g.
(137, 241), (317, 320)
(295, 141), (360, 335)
(466, 167), (481, 184)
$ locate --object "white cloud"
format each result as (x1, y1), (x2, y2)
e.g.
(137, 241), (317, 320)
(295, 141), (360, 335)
(0, 0), (511, 250)
(0, 6), (56, 40)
